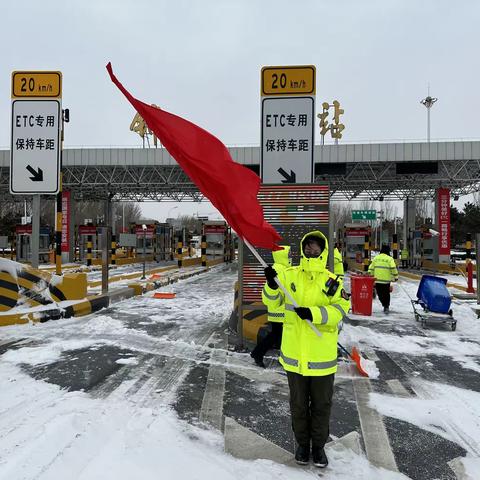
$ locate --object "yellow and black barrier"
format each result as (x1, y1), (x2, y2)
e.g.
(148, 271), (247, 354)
(201, 235), (207, 267)
(242, 302), (268, 342)
(111, 235), (117, 266)
(0, 271), (20, 312)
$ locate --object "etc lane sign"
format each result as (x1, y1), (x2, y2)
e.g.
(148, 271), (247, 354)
(261, 65), (315, 184)
(10, 71), (62, 194)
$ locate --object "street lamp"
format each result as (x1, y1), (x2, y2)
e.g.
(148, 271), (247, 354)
(420, 91), (438, 143)
(167, 205), (178, 221)
(141, 224), (147, 279)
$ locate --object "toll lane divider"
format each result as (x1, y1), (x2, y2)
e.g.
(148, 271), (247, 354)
(0, 264), (217, 327)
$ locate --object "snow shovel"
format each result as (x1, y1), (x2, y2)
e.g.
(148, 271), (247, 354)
(337, 343), (369, 377)
(244, 239), (370, 378)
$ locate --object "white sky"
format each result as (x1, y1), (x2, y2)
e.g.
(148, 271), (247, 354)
(2, 0), (479, 220)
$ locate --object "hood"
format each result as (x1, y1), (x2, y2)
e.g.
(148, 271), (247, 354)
(299, 230), (328, 273)
(272, 245), (291, 267)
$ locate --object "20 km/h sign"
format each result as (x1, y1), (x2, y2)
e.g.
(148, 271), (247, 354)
(12, 71), (62, 98)
(261, 66), (316, 96)
(10, 100), (61, 194)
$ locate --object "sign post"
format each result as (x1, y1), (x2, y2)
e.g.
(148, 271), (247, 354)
(261, 66), (315, 184)
(10, 71), (62, 269)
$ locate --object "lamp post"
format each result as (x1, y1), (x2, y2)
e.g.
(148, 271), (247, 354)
(167, 205), (178, 221)
(142, 224), (147, 279)
(420, 91), (438, 143)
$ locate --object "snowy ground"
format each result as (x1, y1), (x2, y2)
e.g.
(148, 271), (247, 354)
(1, 267), (480, 479)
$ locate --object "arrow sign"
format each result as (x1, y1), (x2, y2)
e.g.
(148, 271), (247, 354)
(278, 167), (296, 183)
(26, 165), (43, 182)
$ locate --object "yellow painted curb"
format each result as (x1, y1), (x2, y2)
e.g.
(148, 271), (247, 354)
(88, 264), (177, 288)
(400, 271), (469, 293)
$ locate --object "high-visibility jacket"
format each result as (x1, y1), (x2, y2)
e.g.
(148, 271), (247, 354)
(267, 246), (291, 323)
(334, 248), (344, 277)
(400, 249), (409, 260)
(262, 231), (350, 377)
(368, 253), (399, 283)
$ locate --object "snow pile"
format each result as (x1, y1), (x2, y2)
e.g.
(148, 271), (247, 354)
(359, 356), (379, 379)
(459, 456), (480, 480)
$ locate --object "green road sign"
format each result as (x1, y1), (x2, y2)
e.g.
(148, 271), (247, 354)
(352, 210), (376, 220)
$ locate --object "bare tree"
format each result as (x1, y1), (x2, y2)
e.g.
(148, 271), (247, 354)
(114, 202), (143, 231)
(177, 214), (202, 234)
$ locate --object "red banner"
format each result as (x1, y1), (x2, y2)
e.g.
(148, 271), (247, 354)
(79, 225), (97, 235)
(16, 225), (32, 234)
(204, 225), (226, 234)
(437, 188), (450, 256)
(135, 225), (155, 238)
(346, 229), (370, 237)
(61, 191), (71, 253)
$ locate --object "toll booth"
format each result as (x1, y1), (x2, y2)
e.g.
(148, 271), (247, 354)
(421, 229), (436, 262)
(203, 221), (227, 258)
(77, 225), (98, 262)
(16, 225), (51, 263)
(342, 223), (372, 265)
(156, 223), (174, 261)
(135, 223), (156, 255)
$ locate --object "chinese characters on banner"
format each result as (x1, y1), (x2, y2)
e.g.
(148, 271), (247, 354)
(437, 188), (450, 256)
(61, 190), (70, 253)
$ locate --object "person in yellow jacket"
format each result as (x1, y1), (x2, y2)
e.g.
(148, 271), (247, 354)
(262, 231), (350, 468)
(333, 245), (344, 278)
(368, 244), (399, 313)
(250, 245), (291, 368)
(400, 247), (409, 269)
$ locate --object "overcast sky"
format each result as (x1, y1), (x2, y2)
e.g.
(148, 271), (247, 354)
(2, 0), (479, 220)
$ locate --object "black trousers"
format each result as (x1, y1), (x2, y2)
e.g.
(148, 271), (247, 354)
(401, 259), (408, 268)
(286, 371), (335, 448)
(375, 282), (391, 308)
(251, 322), (283, 360)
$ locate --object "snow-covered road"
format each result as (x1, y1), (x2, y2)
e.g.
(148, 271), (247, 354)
(1, 268), (480, 479)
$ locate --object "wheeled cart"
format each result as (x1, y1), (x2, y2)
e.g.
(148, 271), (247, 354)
(411, 275), (456, 331)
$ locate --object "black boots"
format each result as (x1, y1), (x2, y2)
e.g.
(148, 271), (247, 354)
(250, 351), (266, 368)
(294, 445), (310, 465)
(312, 446), (328, 468)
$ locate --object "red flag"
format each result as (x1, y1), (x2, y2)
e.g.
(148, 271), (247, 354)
(106, 63), (281, 251)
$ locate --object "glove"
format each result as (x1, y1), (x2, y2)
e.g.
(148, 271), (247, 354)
(264, 266), (278, 289)
(294, 307), (313, 321)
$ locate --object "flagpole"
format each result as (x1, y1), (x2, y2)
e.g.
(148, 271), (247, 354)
(243, 239), (322, 338)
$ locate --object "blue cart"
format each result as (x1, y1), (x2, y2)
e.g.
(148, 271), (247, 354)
(411, 275), (456, 331)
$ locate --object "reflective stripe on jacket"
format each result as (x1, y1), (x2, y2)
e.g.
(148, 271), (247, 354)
(400, 249), (409, 260)
(262, 231), (350, 377)
(266, 246), (291, 323)
(368, 253), (399, 283)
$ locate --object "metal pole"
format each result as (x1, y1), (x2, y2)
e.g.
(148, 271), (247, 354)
(55, 173), (63, 275)
(427, 107), (431, 143)
(31, 195), (40, 269)
(142, 230), (146, 279)
(101, 227), (109, 294)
